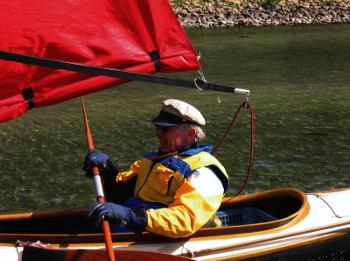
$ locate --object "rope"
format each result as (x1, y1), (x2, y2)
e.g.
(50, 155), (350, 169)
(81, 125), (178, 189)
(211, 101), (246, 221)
(211, 101), (254, 197)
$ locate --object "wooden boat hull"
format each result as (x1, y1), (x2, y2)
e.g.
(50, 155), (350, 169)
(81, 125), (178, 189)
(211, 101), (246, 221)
(1, 188), (350, 260)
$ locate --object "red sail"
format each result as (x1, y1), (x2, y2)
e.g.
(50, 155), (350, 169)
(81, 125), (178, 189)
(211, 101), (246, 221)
(0, 0), (200, 123)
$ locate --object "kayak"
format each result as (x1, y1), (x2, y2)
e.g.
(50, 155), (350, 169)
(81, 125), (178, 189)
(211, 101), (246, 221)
(1, 1), (349, 260)
(1, 187), (350, 260)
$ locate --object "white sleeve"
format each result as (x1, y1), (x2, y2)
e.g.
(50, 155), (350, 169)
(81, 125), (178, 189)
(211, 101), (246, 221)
(187, 167), (224, 197)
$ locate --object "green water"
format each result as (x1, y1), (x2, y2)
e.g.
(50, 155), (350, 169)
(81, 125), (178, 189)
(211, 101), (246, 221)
(0, 24), (349, 211)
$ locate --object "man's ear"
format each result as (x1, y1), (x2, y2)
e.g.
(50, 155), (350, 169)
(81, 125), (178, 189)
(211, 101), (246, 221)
(188, 127), (197, 141)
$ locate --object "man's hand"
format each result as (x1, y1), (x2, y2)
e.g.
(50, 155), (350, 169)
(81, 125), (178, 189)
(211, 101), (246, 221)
(83, 151), (118, 178)
(83, 151), (109, 172)
(86, 202), (148, 234)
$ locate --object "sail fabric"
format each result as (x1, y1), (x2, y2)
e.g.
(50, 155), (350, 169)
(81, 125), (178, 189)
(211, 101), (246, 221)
(0, 0), (200, 123)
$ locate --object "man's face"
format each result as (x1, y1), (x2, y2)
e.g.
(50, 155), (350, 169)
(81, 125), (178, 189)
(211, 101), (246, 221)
(155, 124), (196, 154)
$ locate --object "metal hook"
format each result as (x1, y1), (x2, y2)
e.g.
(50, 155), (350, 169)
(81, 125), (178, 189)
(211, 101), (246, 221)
(193, 78), (203, 90)
(243, 92), (250, 108)
(197, 68), (207, 83)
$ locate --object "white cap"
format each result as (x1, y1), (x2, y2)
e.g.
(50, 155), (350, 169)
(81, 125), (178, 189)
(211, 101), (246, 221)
(152, 99), (205, 126)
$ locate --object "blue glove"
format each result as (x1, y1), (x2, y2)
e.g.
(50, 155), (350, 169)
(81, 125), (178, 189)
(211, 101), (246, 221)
(86, 202), (148, 234)
(83, 151), (109, 171)
(83, 151), (118, 178)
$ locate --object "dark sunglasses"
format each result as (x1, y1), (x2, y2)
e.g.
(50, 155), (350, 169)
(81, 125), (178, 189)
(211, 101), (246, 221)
(155, 125), (176, 133)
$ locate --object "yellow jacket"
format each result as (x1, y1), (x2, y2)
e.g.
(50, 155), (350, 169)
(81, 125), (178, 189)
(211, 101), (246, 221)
(117, 144), (229, 238)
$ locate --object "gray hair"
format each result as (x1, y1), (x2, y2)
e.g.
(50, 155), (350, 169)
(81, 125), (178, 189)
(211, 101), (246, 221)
(183, 124), (206, 143)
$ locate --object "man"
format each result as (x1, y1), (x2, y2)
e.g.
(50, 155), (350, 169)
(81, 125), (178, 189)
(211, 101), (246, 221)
(84, 99), (229, 238)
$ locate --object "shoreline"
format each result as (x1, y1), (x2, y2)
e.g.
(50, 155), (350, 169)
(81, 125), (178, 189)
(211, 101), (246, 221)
(169, 0), (350, 28)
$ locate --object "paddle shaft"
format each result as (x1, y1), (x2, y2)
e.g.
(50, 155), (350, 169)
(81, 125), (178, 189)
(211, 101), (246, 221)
(81, 97), (116, 261)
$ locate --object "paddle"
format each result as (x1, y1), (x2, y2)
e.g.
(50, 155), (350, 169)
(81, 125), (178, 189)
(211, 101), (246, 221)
(81, 97), (116, 261)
